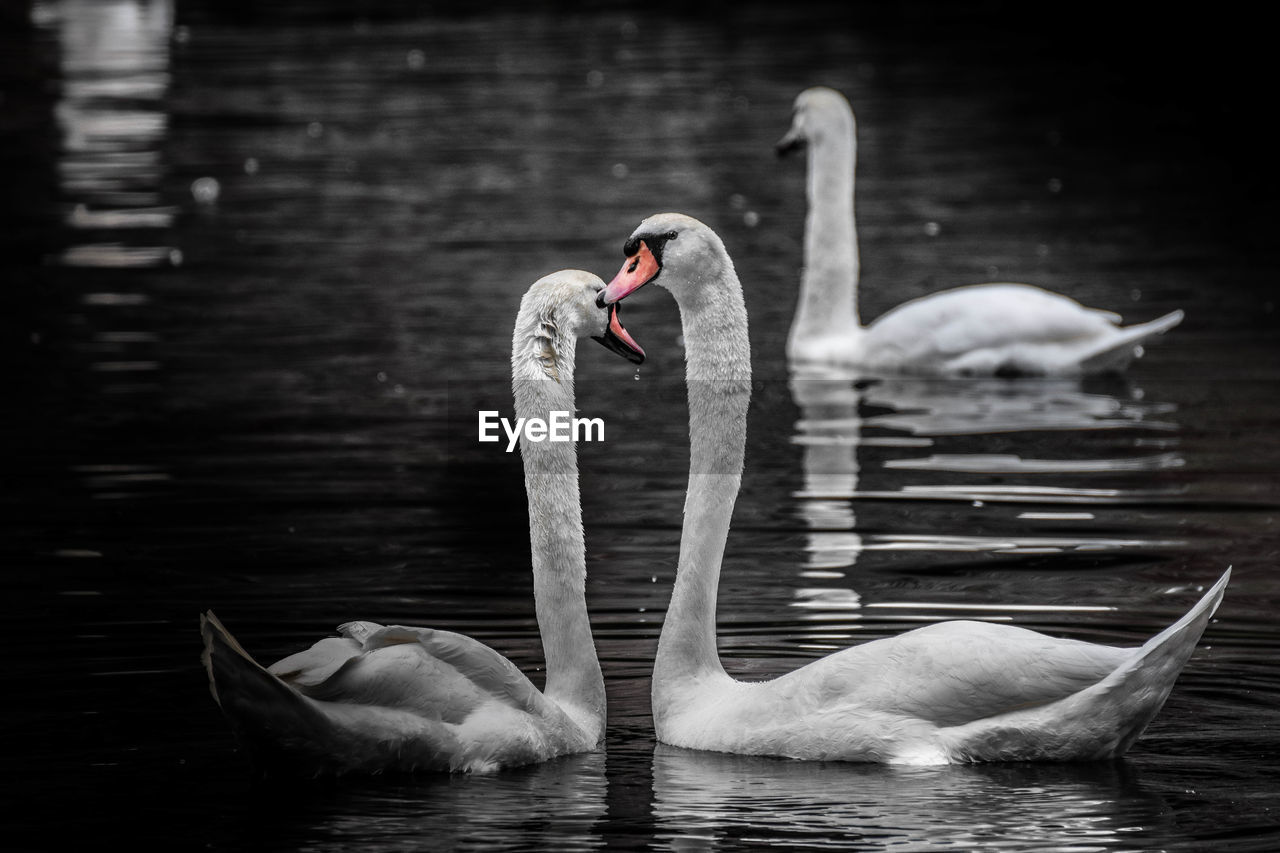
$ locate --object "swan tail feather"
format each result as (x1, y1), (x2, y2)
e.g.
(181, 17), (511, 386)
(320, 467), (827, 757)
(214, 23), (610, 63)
(1092, 566), (1229, 754)
(1077, 309), (1184, 372)
(200, 611), (345, 773)
(947, 569), (1228, 762)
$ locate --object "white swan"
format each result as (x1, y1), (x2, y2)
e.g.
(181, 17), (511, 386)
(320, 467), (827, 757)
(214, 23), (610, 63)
(598, 212), (1228, 764)
(776, 87), (1184, 375)
(201, 269), (645, 774)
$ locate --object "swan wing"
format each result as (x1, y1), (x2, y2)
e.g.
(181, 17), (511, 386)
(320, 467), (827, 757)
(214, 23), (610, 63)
(864, 283), (1122, 372)
(292, 622), (553, 719)
(202, 613), (583, 773)
(785, 620), (1133, 727)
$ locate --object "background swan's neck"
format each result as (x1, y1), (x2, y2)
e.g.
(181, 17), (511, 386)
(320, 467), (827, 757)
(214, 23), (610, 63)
(657, 266), (751, 688)
(511, 331), (605, 741)
(789, 125), (862, 357)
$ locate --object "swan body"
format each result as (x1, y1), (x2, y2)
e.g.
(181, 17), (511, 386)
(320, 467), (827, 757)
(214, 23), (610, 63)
(599, 212), (1227, 764)
(777, 87), (1183, 375)
(202, 270), (644, 774)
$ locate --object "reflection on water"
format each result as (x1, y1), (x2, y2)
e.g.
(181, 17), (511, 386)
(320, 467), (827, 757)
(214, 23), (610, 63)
(253, 753), (610, 853)
(41, 0), (175, 257)
(790, 375), (862, 577)
(785, 373), (1190, 623)
(652, 745), (1172, 852)
(864, 377), (1177, 436)
(36, 0), (174, 402)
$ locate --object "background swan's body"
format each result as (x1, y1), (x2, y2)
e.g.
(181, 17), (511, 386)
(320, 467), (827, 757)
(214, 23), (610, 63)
(601, 212), (1226, 764)
(779, 87), (1183, 375)
(202, 270), (638, 774)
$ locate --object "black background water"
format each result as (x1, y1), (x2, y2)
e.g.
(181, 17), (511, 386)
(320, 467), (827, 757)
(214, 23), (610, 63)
(3, 1), (1278, 850)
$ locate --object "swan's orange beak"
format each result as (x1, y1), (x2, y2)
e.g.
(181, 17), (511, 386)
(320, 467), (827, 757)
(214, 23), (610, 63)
(591, 302), (645, 364)
(597, 241), (660, 307)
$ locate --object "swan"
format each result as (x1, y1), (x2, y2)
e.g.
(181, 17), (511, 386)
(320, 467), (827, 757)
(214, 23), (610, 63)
(776, 87), (1184, 375)
(598, 212), (1228, 764)
(201, 269), (645, 774)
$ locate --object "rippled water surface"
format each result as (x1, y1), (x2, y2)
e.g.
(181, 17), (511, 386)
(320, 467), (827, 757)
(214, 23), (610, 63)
(4, 1), (1279, 850)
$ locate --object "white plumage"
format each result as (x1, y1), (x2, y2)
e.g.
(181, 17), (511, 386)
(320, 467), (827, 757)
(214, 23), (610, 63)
(778, 87), (1183, 375)
(601, 212), (1226, 764)
(201, 270), (631, 774)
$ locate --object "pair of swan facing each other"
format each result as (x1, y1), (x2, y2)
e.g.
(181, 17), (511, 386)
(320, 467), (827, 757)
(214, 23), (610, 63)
(776, 86), (1184, 375)
(203, 215), (1225, 775)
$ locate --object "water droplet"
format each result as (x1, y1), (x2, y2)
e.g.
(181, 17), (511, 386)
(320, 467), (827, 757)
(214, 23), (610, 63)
(972, 500), (984, 508)
(406, 49), (425, 70)
(611, 162), (628, 179)
(191, 177), (220, 204)
(633, 369), (641, 381)
(243, 157), (259, 175)
(587, 69), (604, 88)
(744, 210), (760, 228)
(1047, 177), (1063, 193)
(1130, 288), (1142, 302)
(923, 221), (940, 237)
(307, 121), (323, 138)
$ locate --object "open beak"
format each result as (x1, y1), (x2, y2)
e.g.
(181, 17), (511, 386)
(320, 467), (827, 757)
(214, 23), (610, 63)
(597, 240), (660, 307)
(775, 122), (805, 157)
(591, 301), (645, 364)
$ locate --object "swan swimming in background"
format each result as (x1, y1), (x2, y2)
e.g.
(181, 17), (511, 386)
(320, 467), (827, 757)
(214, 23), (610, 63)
(598, 212), (1228, 764)
(201, 270), (645, 774)
(776, 87), (1184, 375)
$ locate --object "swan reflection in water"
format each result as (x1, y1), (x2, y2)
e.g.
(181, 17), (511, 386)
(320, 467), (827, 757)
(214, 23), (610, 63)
(786, 370), (1187, 604)
(651, 744), (1171, 852)
(243, 752), (608, 852)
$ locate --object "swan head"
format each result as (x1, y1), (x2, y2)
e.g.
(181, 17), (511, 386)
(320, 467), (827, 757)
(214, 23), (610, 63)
(520, 270), (645, 373)
(597, 213), (731, 309)
(776, 86), (855, 156)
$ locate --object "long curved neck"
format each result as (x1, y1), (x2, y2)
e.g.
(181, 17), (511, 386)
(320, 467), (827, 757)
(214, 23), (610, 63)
(656, 262), (752, 686)
(789, 117), (862, 357)
(511, 331), (605, 741)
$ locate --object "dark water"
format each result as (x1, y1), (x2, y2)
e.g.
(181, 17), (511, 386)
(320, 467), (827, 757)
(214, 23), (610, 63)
(3, 1), (1279, 850)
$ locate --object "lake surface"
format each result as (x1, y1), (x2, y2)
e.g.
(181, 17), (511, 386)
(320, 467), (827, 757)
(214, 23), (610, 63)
(3, 1), (1278, 850)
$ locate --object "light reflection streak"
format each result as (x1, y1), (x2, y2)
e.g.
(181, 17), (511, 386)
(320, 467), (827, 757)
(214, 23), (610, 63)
(652, 745), (1170, 851)
(35, 0), (175, 403)
(785, 371), (1186, 625)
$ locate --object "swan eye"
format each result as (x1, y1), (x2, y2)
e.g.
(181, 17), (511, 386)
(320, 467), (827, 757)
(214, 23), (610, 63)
(665, 231), (678, 241)
(627, 258), (639, 273)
